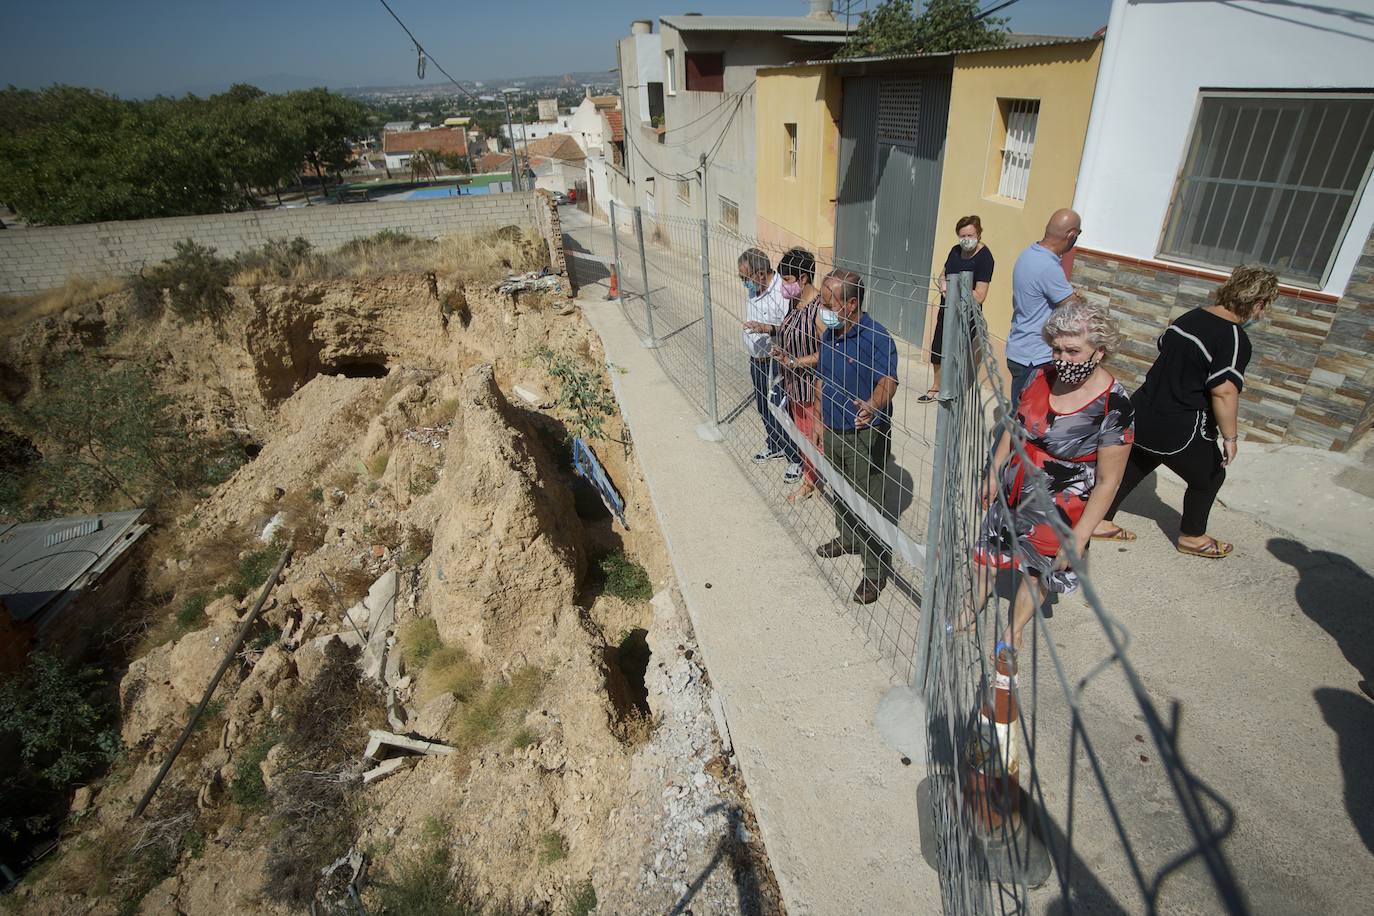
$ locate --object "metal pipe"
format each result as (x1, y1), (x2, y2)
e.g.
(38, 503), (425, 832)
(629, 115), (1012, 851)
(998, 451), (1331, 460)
(502, 92), (521, 192)
(914, 272), (964, 693)
(132, 546), (293, 818)
(634, 206), (659, 348)
(697, 214), (723, 441)
(610, 199), (622, 293)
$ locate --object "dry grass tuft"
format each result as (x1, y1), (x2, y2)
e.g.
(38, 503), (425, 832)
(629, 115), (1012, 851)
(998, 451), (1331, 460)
(277, 488), (328, 554)
(0, 275), (126, 338)
(230, 228), (547, 288)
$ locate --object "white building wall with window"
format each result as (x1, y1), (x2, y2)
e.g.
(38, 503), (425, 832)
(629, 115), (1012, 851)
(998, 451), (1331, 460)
(1073, 0), (1374, 296)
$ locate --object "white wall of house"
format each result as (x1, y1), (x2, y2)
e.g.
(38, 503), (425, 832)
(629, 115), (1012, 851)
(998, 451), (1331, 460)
(586, 154), (614, 218)
(502, 116), (573, 143)
(1074, 0), (1374, 295)
(567, 97), (610, 154)
(384, 153), (412, 171)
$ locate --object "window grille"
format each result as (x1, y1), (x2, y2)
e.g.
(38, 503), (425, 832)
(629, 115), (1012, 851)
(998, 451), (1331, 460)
(719, 195), (739, 232)
(1160, 92), (1374, 286)
(877, 80), (920, 147)
(785, 123), (798, 178)
(997, 99), (1040, 202)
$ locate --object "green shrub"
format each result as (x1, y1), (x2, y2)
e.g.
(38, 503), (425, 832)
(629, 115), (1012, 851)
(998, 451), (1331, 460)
(175, 592), (209, 630)
(0, 653), (121, 841)
(139, 240), (235, 322)
(230, 730), (276, 810)
(401, 618), (443, 669)
(566, 879), (598, 916)
(234, 237), (314, 280)
(460, 666), (545, 746)
(537, 347), (618, 441)
(538, 831), (568, 865)
(223, 542), (281, 599)
(597, 550), (652, 602)
(0, 357), (245, 518)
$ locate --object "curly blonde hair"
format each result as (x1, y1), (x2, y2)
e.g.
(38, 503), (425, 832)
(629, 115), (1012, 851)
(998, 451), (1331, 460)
(1214, 265), (1278, 320)
(1041, 299), (1122, 357)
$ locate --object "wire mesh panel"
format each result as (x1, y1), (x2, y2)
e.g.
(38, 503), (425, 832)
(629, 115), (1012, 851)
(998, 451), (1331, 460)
(593, 210), (1250, 914)
(918, 277), (1250, 915)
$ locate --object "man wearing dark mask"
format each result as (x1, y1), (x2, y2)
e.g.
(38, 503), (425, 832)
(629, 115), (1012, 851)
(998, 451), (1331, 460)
(1006, 208), (1082, 405)
(739, 247), (791, 465)
(811, 269), (899, 605)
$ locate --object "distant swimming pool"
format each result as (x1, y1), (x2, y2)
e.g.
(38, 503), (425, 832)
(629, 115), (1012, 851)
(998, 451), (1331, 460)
(377, 185), (489, 202)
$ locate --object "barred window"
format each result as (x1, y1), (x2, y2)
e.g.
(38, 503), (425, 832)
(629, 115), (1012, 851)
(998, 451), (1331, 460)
(784, 122), (798, 178)
(1160, 92), (1374, 286)
(719, 195), (739, 232)
(997, 99), (1039, 202)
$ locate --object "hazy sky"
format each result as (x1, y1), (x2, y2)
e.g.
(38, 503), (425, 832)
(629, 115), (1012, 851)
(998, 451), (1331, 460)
(0, 0), (1113, 98)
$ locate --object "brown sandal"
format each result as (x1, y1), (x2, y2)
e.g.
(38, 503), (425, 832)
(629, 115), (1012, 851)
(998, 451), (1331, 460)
(1176, 537), (1232, 559)
(1091, 526), (1137, 542)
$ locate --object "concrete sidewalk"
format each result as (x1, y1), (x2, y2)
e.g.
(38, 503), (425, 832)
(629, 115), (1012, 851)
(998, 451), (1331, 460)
(578, 291), (943, 915)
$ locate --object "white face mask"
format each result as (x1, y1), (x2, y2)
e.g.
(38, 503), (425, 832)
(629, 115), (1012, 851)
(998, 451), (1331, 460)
(958, 236), (978, 252)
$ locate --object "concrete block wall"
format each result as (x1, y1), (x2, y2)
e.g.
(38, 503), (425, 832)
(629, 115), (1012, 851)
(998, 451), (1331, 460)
(0, 193), (543, 296)
(1073, 226), (1374, 452)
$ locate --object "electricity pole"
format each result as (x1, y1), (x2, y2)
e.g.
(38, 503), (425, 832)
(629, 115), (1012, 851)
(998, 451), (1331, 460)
(502, 90), (521, 191)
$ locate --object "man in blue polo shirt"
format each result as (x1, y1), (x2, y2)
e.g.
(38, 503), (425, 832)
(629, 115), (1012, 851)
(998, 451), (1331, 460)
(811, 268), (899, 605)
(1006, 208), (1082, 405)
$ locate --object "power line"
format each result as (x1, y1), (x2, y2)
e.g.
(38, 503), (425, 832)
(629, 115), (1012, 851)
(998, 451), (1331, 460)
(375, 0), (481, 104)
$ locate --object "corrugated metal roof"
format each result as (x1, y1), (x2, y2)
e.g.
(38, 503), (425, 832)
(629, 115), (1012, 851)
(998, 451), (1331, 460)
(790, 33), (1098, 67)
(0, 509), (147, 623)
(661, 15), (851, 34)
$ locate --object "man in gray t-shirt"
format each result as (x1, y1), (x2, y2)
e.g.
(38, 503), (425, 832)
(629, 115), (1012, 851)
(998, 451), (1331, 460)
(1007, 209), (1082, 405)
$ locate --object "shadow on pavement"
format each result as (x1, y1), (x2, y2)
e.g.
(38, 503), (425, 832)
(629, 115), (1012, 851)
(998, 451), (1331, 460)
(1268, 537), (1374, 855)
(667, 804), (771, 916)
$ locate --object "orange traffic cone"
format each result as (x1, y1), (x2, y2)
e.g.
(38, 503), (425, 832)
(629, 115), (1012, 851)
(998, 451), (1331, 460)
(605, 268), (619, 300)
(963, 645), (1051, 886)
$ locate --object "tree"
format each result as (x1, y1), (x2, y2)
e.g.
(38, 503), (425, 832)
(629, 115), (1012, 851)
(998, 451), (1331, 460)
(837, 0), (1009, 59)
(284, 88), (368, 199)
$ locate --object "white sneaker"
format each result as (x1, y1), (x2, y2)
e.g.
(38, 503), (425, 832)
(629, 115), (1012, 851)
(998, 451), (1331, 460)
(753, 448), (786, 464)
(783, 462), (803, 483)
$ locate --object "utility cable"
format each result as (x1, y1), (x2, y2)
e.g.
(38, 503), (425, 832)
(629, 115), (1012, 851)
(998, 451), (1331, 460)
(375, 0), (481, 104)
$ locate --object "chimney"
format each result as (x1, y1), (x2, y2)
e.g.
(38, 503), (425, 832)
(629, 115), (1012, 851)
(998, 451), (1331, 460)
(630, 20), (652, 35)
(585, 86), (593, 100)
(807, 0), (834, 20)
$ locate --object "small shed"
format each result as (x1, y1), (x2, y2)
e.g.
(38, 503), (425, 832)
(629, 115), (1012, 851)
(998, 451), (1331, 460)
(0, 510), (150, 670)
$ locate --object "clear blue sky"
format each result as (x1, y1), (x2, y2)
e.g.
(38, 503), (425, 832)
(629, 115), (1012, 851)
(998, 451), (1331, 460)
(0, 0), (1112, 98)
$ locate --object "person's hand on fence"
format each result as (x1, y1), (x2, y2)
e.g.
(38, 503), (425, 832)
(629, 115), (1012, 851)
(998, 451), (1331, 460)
(935, 276), (947, 295)
(853, 398), (876, 429)
(744, 320), (772, 334)
(769, 344), (791, 367)
(809, 411), (824, 448)
(979, 474), (997, 508)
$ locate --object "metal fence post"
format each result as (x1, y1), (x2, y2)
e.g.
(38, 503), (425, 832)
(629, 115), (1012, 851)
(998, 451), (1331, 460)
(914, 271), (965, 693)
(696, 217), (723, 442)
(633, 206), (659, 349)
(609, 199), (622, 299)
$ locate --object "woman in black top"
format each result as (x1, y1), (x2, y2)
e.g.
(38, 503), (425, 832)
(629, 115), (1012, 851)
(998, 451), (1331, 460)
(921, 215), (995, 402)
(1093, 265), (1279, 558)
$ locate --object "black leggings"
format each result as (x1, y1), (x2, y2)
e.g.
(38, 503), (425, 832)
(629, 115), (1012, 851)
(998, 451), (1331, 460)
(1105, 434), (1226, 537)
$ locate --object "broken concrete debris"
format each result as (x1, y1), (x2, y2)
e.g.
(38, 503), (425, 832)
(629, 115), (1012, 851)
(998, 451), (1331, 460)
(362, 756), (411, 785)
(364, 729), (455, 759)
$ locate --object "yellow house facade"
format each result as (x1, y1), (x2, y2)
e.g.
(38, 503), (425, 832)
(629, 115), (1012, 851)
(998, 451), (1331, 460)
(932, 39), (1102, 341)
(754, 64), (842, 262)
(755, 38), (1103, 345)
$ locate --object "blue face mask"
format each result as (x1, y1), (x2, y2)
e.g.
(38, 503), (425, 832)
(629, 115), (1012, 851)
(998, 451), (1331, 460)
(819, 308), (842, 330)
(741, 277), (760, 297)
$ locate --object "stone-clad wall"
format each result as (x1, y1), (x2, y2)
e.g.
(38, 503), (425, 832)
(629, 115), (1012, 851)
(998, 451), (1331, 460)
(1073, 228), (1374, 452)
(0, 192), (544, 296)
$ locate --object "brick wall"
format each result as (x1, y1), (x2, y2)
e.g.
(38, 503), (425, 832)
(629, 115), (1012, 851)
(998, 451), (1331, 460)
(1073, 227), (1374, 452)
(0, 192), (544, 295)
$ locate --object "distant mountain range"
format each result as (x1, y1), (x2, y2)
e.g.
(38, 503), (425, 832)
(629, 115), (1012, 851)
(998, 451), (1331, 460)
(129, 69), (613, 100)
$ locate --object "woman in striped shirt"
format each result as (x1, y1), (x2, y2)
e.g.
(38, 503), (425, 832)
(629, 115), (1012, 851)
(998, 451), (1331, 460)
(771, 247), (826, 503)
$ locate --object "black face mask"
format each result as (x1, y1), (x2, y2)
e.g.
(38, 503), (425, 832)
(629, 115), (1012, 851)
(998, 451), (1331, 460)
(1052, 356), (1098, 385)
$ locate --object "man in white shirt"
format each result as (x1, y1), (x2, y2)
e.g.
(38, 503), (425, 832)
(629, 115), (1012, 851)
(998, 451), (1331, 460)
(738, 247), (796, 473)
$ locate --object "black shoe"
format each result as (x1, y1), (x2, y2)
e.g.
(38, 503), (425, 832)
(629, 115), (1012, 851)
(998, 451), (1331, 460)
(816, 538), (855, 559)
(852, 577), (885, 605)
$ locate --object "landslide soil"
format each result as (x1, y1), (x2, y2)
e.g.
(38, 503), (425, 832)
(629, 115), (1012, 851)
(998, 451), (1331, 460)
(1, 266), (783, 915)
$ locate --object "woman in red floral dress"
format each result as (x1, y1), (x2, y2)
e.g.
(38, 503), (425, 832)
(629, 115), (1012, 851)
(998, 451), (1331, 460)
(973, 300), (1134, 652)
